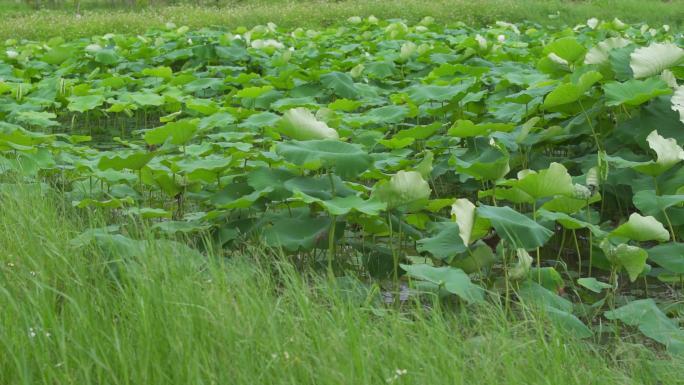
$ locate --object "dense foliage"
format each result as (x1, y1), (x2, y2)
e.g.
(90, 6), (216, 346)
(1, 17), (683, 353)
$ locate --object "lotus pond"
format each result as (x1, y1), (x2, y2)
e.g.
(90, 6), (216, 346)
(1, 17), (684, 354)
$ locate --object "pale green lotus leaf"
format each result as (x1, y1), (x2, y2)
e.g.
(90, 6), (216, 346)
(607, 130), (684, 176)
(451, 198), (476, 245)
(584, 37), (631, 65)
(601, 241), (649, 281)
(586, 18), (599, 30)
(614, 245), (649, 282)
(630, 42), (684, 79)
(504, 162), (575, 200)
(509, 248), (533, 280)
(372, 170), (431, 211)
(661, 69), (678, 89)
(277, 108), (339, 140)
(611, 212), (670, 242)
(672, 86), (684, 124)
(633, 130), (684, 175)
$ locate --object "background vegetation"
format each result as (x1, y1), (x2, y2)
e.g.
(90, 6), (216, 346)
(0, 0), (683, 41)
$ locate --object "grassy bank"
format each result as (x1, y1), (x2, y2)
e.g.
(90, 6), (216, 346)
(1, 0), (683, 41)
(0, 185), (682, 384)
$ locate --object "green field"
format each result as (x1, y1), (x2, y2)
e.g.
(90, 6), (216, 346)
(2, 1), (684, 384)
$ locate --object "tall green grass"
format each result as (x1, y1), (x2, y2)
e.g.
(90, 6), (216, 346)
(1, 0), (683, 41)
(0, 184), (682, 384)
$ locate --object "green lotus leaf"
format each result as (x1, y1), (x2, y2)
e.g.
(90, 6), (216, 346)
(211, 184), (274, 210)
(537, 209), (605, 236)
(67, 94), (105, 113)
(95, 49), (120, 65)
(477, 205), (553, 250)
(416, 222), (467, 262)
(263, 216), (331, 252)
(604, 78), (671, 107)
(630, 42), (684, 79)
(144, 120), (198, 146)
(400, 263), (484, 304)
(11, 111), (59, 128)
(453, 140), (510, 181)
(394, 122), (441, 141)
(414, 150), (434, 179)
(478, 186), (534, 204)
(293, 190), (386, 216)
(363, 105), (410, 125)
(517, 281), (573, 312)
(175, 155), (233, 182)
(633, 190), (684, 217)
(577, 277), (613, 293)
(141, 66), (173, 79)
(41, 45), (77, 65)
(236, 85), (274, 99)
(238, 111), (280, 130)
(73, 197), (135, 209)
(327, 98), (362, 112)
(647, 243), (684, 274)
(152, 220), (211, 234)
(542, 70), (602, 109)
(529, 266), (564, 292)
(545, 307), (594, 338)
(605, 299), (684, 354)
(276, 139), (372, 178)
(450, 241), (497, 274)
(125, 207), (173, 219)
(448, 120), (515, 138)
(543, 36), (586, 63)
(378, 137), (414, 149)
(129, 92), (165, 107)
(276, 107), (339, 141)
(186, 98), (219, 115)
(98, 151), (155, 171)
(247, 167), (296, 201)
(405, 81), (474, 104)
(320, 71), (359, 98)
